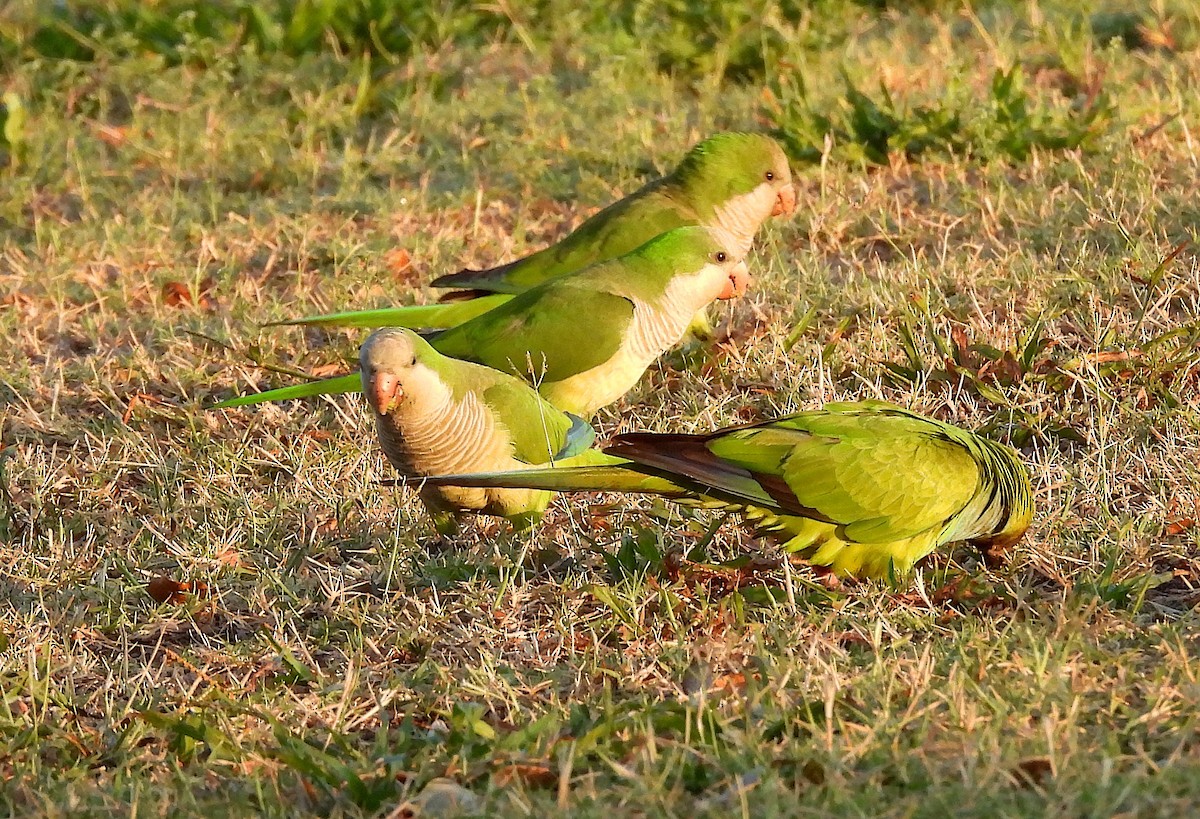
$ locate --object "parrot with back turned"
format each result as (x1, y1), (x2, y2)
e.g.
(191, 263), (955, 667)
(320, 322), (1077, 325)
(276, 131), (795, 332)
(359, 327), (598, 535)
(418, 401), (1035, 581)
(213, 226), (748, 418)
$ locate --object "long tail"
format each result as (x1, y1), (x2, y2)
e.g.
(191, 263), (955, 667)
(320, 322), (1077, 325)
(429, 261), (524, 293)
(419, 459), (691, 497)
(209, 372), (361, 409)
(264, 294), (513, 330)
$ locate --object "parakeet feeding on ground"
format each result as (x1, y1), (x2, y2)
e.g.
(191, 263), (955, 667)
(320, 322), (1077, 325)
(419, 401), (1034, 581)
(277, 131), (795, 332)
(359, 327), (597, 535)
(214, 226), (747, 417)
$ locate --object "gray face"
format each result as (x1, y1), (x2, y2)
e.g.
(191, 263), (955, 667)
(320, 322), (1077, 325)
(360, 329), (419, 414)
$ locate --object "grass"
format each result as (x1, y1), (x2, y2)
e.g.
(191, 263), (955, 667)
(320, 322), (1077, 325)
(3, 0), (1200, 815)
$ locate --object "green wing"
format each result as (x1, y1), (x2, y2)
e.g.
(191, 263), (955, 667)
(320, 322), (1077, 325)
(266, 295), (512, 330)
(708, 414), (981, 542)
(479, 379), (595, 465)
(431, 184), (694, 293)
(432, 283), (634, 383)
(208, 372), (361, 409)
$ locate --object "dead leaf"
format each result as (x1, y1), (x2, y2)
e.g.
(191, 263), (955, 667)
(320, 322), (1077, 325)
(0, 292), (34, 310)
(663, 555), (781, 598)
(712, 672), (748, 693)
(734, 404), (763, 422)
(299, 777), (320, 803)
(215, 547), (243, 569)
(979, 350), (1023, 385)
(1086, 349), (1141, 364)
(70, 626), (109, 646)
(385, 247), (418, 285)
(585, 509), (614, 533)
(122, 392), (168, 424)
(492, 762), (556, 789)
(835, 630), (872, 648)
(161, 281), (192, 307)
(147, 576), (210, 604)
(92, 122), (130, 148)
(161, 278), (216, 310)
(1166, 518), (1196, 536)
(310, 363), (350, 378)
(808, 563), (845, 591)
(950, 325), (972, 364)
(1138, 22), (1177, 51)
(386, 247), (412, 271)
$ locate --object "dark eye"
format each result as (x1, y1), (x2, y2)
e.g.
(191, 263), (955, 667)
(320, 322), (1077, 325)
(765, 171), (774, 181)
(716, 252), (727, 263)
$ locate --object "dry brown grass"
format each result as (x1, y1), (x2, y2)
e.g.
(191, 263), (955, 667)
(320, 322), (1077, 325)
(3, 2), (1200, 815)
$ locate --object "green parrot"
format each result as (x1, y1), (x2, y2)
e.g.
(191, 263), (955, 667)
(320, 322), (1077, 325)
(359, 327), (597, 535)
(277, 131), (795, 332)
(213, 226), (748, 418)
(419, 401), (1035, 581)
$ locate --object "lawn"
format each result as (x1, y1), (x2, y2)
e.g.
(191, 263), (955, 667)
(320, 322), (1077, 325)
(2, 1), (1200, 815)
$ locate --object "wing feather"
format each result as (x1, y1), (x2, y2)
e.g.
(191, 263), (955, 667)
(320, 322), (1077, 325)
(432, 284), (634, 383)
(712, 419), (980, 542)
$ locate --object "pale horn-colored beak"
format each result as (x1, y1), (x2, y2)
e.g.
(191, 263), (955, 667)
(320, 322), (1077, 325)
(718, 260), (751, 300)
(369, 371), (403, 414)
(772, 183), (797, 217)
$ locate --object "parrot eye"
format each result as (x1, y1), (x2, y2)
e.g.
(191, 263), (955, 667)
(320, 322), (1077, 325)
(765, 171), (774, 181)
(715, 251), (727, 263)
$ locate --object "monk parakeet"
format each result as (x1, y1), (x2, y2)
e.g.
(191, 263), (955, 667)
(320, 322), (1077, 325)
(420, 402), (1035, 581)
(360, 327), (597, 535)
(278, 131), (795, 332)
(213, 226), (748, 418)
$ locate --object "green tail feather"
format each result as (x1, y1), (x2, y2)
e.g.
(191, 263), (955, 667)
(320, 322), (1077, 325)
(209, 372), (361, 409)
(266, 295), (513, 330)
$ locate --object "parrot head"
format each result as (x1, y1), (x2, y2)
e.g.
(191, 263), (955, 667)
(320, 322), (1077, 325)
(359, 328), (427, 415)
(970, 496), (1035, 567)
(639, 225), (751, 303)
(673, 132), (797, 225)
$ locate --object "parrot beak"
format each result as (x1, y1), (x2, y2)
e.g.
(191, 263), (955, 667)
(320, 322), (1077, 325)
(718, 260), (751, 300)
(973, 521), (1030, 568)
(772, 184), (797, 217)
(370, 371), (403, 414)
